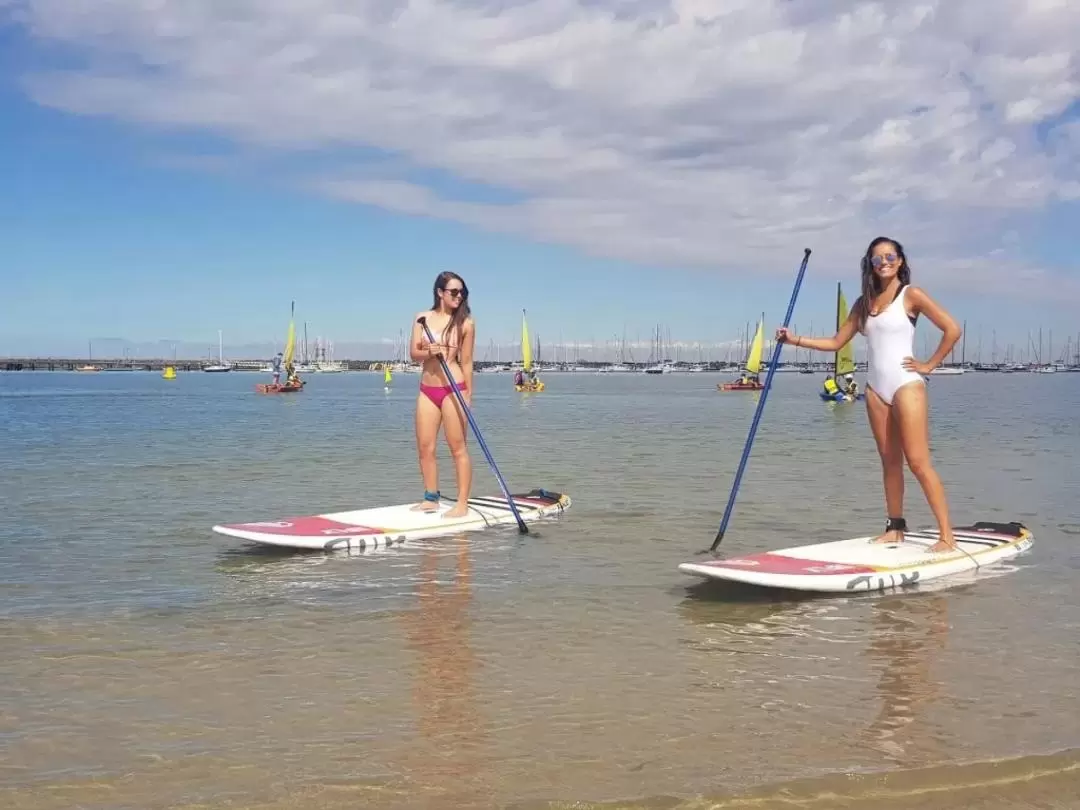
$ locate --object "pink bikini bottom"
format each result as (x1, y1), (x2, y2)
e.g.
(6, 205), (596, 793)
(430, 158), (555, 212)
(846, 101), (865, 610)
(420, 381), (466, 408)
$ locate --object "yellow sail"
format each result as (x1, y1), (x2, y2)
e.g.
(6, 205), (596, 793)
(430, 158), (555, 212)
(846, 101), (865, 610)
(521, 309), (532, 371)
(835, 284), (856, 376)
(745, 317), (764, 374)
(283, 301), (296, 368)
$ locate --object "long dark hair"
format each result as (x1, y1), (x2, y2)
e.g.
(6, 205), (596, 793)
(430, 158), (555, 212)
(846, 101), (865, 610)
(431, 271), (471, 345)
(855, 236), (911, 332)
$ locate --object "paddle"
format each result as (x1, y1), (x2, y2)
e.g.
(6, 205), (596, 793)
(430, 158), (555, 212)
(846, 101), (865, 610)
(701, 248), (812, 554)
(416, 316), (528, 534)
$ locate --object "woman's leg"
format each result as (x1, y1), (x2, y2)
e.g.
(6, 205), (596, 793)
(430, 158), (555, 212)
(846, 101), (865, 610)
(412, 392), (443, 511)
(892, 382), (956, 551)
(440, 391), (472, 518)
(866, 386), (906, 543)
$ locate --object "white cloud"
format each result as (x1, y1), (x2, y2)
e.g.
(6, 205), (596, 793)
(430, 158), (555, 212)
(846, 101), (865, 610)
(7, 0), (1080, 296)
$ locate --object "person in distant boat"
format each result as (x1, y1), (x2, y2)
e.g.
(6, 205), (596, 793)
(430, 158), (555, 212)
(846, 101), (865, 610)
(514, 369), (524, 386)
(822, 375), (840, 397)
(735, 373), (759, 387)
(843, 373), (859, 397)
(270, 352), (283, 385)
(527, 368), (540, 387)
(410, 271), (475, 518)
(776, 236), (962, 553)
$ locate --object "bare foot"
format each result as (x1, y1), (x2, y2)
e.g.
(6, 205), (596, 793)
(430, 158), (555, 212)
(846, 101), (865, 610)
(410, 493), (440, 512)
(443, 503), (469, 518)
(871, 529), (904, 544)
(928, 533), (958, 553)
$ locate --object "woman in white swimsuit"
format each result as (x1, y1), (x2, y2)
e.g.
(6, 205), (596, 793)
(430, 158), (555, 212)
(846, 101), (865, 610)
(776, 237), (963, 552)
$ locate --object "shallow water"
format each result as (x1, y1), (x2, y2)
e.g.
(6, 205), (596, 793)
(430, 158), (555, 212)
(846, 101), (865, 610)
(2, 369), (1078, 809)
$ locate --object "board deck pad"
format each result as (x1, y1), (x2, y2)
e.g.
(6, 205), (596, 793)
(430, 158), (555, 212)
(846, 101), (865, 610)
(679, 521), (1033, 593)
(213, 489), (571, 550)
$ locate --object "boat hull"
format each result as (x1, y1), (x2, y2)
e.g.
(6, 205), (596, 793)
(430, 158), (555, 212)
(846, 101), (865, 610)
(257, 383), (304, 394)
(819, 391), (865, 402)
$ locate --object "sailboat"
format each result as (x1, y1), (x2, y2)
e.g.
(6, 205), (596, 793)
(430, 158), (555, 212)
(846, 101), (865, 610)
(76, 340), (101, 372)
(204, 330), (232, 372)
(383, 364), (392, 390)
(257, 303), (304, 393)
(931, 318), (966, 374)
(313, 337), (346, 372)
(819, 283), (864, 401)
(515, 309), (545, 392)
(718, 315), (765, 390)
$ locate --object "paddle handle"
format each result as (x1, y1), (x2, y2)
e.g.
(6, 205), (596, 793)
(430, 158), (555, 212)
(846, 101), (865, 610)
(416, 317), (528, 533)
(710, 248), (812, 551)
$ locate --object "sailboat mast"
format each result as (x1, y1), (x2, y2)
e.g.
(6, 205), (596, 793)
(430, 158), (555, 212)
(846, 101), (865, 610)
(834, 281), (841, 378)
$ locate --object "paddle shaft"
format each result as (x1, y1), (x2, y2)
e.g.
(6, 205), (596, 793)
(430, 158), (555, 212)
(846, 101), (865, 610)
(710, 248), (812, 551)
(417, 317), (528, 533)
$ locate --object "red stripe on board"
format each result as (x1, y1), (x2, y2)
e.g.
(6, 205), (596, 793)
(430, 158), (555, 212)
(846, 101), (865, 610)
(699, 552), (876, 576)
(220, 516), (383, 537)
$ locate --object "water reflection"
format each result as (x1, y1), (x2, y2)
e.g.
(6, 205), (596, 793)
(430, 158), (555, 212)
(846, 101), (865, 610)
(678, 582), (821, 630)
(398, 534), (491, 808)
(862, 594), (949, 764)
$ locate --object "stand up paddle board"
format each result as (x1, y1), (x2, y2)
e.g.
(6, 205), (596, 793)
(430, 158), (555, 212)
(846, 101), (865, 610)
(213, 488), (570, 551)
(679, 521), (1033, 593)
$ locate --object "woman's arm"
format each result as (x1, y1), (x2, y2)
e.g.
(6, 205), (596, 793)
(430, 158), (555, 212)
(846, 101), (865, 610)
(905, 287), (962, 372)
(409, 314), (436, 363)
(777, 303), (860, 353)
(459, 318), (476, 397)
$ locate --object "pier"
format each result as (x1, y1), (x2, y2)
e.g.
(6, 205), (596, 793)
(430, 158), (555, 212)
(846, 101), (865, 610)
(2, 357), (285, 372)
(5, 355), (799, 373)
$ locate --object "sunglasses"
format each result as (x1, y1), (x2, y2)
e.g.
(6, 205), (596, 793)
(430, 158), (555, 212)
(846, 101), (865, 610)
(441, 287), (465, 298)
(870, 253), (899, 268)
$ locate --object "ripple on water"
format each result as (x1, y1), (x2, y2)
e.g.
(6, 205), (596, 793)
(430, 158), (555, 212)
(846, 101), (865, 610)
(1, 370), (1078, 809)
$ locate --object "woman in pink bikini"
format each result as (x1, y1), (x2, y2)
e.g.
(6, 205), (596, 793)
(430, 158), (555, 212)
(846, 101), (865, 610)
(409, 271), (475, 517)
(776, 237), (962, 553)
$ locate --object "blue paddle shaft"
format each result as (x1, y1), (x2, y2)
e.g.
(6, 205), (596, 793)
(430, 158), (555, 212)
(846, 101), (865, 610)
(711, 248), (812, 551)
(417, 317), (528, 533)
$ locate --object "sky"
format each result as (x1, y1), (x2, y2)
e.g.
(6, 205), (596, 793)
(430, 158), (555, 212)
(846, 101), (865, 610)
(2, 0), (1079, 363)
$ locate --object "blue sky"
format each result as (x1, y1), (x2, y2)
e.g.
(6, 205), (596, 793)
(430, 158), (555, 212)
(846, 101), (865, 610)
(2, 1), (1079, 362)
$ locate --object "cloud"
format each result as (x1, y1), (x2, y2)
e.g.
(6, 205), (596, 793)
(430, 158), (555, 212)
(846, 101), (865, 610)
(7, 0), (1080, 296)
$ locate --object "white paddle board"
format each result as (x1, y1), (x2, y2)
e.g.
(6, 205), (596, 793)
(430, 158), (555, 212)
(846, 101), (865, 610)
(678, 521), (1033, 593)
(213, 488), (571, 550)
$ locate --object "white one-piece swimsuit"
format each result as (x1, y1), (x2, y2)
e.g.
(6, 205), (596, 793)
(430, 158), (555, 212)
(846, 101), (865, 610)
(864, 285), (924, 405)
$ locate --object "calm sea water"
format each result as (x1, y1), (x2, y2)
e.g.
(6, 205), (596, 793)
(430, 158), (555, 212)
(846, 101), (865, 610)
(2, 369), (1078, 810)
